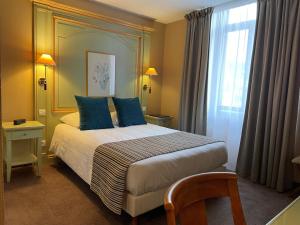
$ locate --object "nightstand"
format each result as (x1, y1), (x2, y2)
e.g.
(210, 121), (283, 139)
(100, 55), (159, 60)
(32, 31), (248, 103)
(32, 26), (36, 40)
(2, 121), (45, 182)
(145, 115), (173, 128)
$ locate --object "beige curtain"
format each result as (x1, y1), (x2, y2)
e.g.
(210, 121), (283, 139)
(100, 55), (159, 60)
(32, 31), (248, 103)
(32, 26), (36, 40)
(178, 8), (213, 135)
(237, 0), (300, 191)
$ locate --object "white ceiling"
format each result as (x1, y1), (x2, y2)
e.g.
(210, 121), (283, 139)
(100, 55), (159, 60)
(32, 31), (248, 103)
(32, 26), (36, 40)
(92, 0), (232, 24)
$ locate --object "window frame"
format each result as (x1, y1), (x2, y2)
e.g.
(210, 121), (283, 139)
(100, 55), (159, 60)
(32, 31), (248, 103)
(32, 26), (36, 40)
(215, 18), (256, 113)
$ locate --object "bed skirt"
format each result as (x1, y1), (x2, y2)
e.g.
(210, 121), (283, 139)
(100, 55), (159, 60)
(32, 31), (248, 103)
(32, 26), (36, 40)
(122, 166), (227, 217)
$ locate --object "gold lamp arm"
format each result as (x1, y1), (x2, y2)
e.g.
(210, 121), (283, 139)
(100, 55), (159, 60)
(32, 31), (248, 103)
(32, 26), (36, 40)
(38, 65), (47, 90)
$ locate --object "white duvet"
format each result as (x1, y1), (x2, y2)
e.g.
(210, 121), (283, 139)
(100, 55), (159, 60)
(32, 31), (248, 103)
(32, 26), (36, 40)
(50, 123), (228, 196)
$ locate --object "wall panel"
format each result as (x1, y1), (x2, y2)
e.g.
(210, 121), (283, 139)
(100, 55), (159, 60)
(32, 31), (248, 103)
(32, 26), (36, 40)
(33, 3), (151, 153)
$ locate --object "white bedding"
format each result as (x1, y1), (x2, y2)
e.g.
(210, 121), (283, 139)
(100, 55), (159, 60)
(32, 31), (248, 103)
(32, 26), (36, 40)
(50, 123), (228, 196)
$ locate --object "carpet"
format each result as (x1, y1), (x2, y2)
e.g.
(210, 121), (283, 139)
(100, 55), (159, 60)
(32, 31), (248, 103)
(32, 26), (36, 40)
(4, 162), (294, 225)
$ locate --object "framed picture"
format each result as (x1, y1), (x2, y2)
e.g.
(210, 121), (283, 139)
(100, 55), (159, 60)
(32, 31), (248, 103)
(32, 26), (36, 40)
(86, 51), (115, 97)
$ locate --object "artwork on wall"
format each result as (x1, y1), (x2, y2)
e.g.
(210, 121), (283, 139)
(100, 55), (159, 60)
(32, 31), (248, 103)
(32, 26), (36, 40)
(87, 51), (115, 97)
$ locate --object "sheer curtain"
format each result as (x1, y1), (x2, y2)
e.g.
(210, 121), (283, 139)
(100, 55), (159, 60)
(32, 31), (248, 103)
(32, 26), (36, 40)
(207, 0), (257, 170)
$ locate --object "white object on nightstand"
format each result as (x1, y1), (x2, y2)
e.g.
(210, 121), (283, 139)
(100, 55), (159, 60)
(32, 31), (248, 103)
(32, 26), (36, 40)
(2, 121), (45, 183)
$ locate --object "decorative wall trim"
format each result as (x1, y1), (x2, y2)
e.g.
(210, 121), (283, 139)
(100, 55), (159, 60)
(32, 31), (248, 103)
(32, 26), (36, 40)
(32, 0), (154, 32)
(53, 16), (143, 39)
(52, 16), (142, 112)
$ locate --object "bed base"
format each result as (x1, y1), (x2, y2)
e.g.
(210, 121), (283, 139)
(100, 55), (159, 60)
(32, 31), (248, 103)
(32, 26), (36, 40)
(124, 166), (226, 224)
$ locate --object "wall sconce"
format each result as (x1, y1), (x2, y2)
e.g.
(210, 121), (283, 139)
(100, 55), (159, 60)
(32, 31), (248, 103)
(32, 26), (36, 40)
(36, 53), (56, 90)
(143, 67), (158, 94)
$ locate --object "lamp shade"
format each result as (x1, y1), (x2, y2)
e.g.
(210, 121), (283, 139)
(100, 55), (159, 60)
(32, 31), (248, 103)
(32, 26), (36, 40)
(145, 67), (158, 76)
(37, 54), (56, 66)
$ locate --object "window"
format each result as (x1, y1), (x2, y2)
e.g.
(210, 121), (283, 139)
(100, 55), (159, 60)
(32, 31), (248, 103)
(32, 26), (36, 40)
(207, 1), (257, 170)
(221, 29), (249, 109)
(208, 2), (257, 112)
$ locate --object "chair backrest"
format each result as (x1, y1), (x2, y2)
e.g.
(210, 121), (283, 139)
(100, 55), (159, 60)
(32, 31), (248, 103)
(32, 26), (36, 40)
(164, 172), (247, 225)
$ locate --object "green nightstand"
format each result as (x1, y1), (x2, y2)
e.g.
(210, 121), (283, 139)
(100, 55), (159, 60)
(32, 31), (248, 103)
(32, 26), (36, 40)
(145, 115), (173, 128)
(2, 121), (45, 182)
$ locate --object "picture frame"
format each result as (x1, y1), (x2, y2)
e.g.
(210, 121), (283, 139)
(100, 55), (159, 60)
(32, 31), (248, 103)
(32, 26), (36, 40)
(86, 51), (116, 97)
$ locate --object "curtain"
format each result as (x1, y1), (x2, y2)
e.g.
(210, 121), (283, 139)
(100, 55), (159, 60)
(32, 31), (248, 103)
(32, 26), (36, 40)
(207, 1), (257, 170)
(237, 0), (300, 191)
(179, 8), (213, 135)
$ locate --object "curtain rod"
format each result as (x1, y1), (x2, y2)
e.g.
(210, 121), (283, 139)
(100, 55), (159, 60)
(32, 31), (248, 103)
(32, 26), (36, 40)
(186, 0), (256, 16)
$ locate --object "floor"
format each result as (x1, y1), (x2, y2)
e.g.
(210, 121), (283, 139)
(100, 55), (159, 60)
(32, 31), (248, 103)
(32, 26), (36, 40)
(4, 162), (294, 225)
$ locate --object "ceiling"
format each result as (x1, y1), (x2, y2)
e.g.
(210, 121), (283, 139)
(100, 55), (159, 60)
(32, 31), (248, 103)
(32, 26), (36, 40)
(92, 0), (232, 24)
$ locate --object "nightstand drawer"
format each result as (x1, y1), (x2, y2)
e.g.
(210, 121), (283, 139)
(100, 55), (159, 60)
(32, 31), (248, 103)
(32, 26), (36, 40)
(8, 129), (43, 140)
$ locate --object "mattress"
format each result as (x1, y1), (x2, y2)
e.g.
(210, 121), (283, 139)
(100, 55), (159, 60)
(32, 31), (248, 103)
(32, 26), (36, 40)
(50, 123), (228, 196)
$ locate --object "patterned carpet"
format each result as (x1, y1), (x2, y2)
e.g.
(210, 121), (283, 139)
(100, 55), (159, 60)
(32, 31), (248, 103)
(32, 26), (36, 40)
(4, 162), (294, 225)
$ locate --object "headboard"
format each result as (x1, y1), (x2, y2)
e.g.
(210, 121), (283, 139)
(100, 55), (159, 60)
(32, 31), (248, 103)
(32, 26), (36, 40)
(33, 2), (152, 153)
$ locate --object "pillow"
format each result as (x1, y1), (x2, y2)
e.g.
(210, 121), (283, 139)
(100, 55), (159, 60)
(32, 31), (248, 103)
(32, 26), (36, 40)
(60, 112), (80, 128)
(75, 96), (114, 130)
(60, 111), (118, 128)
(112, 97), (146, 127)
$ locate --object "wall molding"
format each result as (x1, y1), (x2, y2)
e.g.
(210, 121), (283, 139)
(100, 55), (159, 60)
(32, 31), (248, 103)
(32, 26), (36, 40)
(32, 0), (154, 32)
(52, 16), (143, 112)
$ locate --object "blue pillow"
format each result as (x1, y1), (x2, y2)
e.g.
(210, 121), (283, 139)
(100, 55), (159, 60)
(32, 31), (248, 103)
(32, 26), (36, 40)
(112, 97), (146, 127)
(75, 96), (114, 130)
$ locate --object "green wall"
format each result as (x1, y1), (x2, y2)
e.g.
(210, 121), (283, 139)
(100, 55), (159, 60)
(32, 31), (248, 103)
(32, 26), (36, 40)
(33, 3), (151, 154)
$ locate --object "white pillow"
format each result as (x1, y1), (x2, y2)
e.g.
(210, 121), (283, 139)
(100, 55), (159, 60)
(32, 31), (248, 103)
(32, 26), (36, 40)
(60, 112), (80, 128)
(60, 111), (118, 128)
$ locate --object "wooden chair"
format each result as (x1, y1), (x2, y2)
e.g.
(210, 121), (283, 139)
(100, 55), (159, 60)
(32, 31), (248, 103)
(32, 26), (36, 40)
(164, 172), (247, 225)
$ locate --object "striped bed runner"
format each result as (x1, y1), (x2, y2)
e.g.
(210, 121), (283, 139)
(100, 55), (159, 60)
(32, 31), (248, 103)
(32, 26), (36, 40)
(90, 131), (221, 214)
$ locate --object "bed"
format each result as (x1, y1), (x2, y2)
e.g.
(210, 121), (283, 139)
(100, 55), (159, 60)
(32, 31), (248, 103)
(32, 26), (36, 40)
(50, 122), (227, 223)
